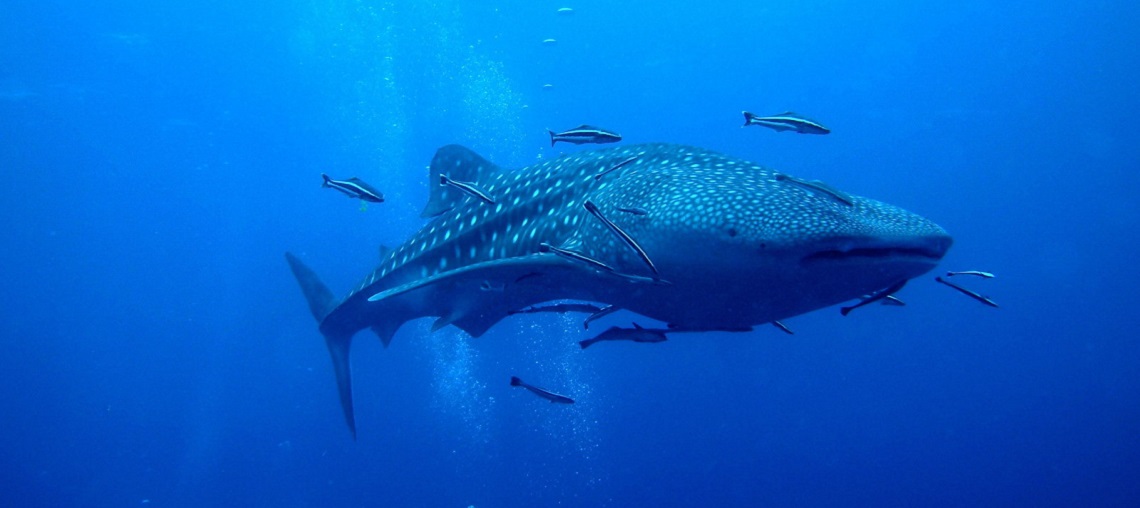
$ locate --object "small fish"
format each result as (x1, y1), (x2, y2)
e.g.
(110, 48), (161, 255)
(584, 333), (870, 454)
(742, 111), (830, 135)
(439, 174), (495, 205)
(510, 376), (574, 404)
(579, 323), (668, 349)
(509, 303), (604, 315)
(539, 242), (615, 273)
(543, 83), (555, 90)
(583, 305), (618, 329)
(935, 276), (999, 308)
(841, 279), (908, 316)
(947, 270), (995, 279)
(773, 173), (854, 206)
(548, 125), (622, 146)
(542, 38), (558, 46)
(322, 173), (384, 203)
(594, 155), (639, 180)
(556, 7), (574, 15)
(584, 200), (659, 276)
(771, 321), (794, 335)
(616, 207), (648, 216)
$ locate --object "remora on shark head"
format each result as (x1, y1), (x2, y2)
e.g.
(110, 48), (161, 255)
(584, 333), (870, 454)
(286, 143), (952, 437)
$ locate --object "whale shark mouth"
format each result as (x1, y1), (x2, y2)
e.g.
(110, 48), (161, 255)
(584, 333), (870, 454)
(800, 246), (946, 264)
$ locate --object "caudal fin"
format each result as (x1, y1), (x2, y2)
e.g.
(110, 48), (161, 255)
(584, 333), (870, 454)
(548, 130), (557, 147)
(510, 376), (522, 386)
(321, 173), (332, 188)
(285, 252), (357, 439)
(742, 111), (756, 126)
(325, 333), (356, 439)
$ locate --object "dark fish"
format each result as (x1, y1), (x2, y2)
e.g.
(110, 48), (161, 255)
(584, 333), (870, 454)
(508, 302), (604, 315)
(548, 125), (622, 146)
(510, 376), (574, 404)
(583, 305), (617, 329)
(583, 200), (659, 276)
(946, 270), (995, 279)
(322, 173), (384, 203)
(841, 279), (908, 316)
(616, 206), (648, 216)
(440, 174), (495, 205)
(579, 323), (668, 349)
(771, 321), (794, 335)
(539, 242), (615, 272)
(594, 155), (639, 180)
(935, 276), (999, 308)
(773, 173), (854, 206)
(742, 111), (830, 134)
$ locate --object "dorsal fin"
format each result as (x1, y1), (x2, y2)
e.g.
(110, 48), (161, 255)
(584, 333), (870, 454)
(421, 145), (504, 218)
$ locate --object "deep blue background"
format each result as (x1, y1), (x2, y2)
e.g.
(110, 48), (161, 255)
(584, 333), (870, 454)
(2, 1), (1138, 506)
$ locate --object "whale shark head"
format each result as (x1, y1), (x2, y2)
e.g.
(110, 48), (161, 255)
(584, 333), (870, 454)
(561, 144), (952, 329)
(287, 142), (952, 436)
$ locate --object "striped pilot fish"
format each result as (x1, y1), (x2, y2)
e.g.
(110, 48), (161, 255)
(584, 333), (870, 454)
(548, 125), (622, 146)
(742, 111), (830, 135)
(321, 173), (384, 203)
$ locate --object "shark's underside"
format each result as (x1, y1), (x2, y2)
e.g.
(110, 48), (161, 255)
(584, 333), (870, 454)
(286, 143), (952, 437)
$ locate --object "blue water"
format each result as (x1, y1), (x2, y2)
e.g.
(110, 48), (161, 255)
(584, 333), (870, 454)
(2, 1), (1138, 506)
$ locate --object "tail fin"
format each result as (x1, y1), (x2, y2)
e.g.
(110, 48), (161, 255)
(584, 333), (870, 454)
(840, 305), (854, 317)
(548, 130), (557, 147)
(285, 252), (336, 322)
(321, 173), (332, 188)
(285, 252), (357, 439)
(578, 339), (592, 349)
(510, 376), (522, 386)
(742, 111), (755, 126)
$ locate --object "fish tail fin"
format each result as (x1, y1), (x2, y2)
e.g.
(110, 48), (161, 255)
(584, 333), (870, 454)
(578, 339), (592, 349)
(321, 173), (331, 187)
(742, 111), (755, 126)
(510, 376), (522, 386)
(324, 332), (356, 439)
(285, 252), (357, 439)
(548, 129), (557, 146)
(285, 252), (336, 322)
(840, 305), (854, 316)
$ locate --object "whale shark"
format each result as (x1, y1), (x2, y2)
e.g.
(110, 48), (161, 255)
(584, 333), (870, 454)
(286, 143), (952, 437)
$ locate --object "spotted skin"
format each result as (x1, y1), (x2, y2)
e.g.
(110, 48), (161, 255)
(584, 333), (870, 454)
(286, 143), (952, 436)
